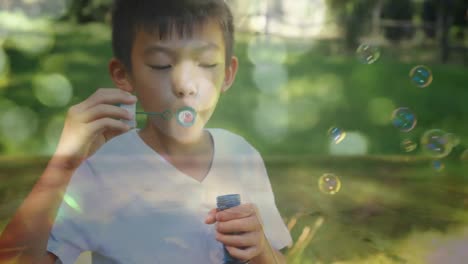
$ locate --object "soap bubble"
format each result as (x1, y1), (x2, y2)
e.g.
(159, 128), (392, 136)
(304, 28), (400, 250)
(328, 127), (346, 144)
(176, 107), (196, 127)
(356, 44), (381, 64)
(392, 107), (417, 132)
(432, 160), (445, 172)
(318, 173), (341, 195)
(409, 65), (433, 88)
(401, 139), (418, 152)
(421, 129), (453, 158)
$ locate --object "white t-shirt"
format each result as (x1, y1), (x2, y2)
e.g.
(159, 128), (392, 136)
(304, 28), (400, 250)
(47, 128), (292, 264)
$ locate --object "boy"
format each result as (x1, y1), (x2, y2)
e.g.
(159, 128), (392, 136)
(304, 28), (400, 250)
(0, 0), (292, 263)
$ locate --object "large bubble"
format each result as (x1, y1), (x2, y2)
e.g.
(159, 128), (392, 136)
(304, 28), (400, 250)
(421, 129), (453, 158)
(356, 44), (381, 64)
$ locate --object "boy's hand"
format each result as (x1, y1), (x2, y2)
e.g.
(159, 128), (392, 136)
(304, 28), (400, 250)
(53, 88), (137, 170)
(205, 203), (267, 263)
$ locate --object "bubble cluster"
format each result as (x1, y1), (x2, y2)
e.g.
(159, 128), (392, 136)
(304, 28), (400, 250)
(392, 107), (417, 132)
(356, 44), (381, 64)
(176, 107), (196, 127)
(318, 173), (341, 195)
(421, 129), (453, 158)
(401, 139), (418, 153)
(409, 65), (433, 88)
(328, 127), (346, 144)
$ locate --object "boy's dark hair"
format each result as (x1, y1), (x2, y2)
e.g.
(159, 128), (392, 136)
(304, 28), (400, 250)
(111, 0), (235, 71)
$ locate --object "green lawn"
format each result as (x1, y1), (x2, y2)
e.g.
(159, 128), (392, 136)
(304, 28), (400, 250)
(1, 21), (468, 263)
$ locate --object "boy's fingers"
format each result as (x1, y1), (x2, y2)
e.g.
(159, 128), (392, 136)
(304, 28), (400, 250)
(215, 231), (258, 248)
(80, 88), (137, 110)
(215, 216), (258, 233)
(88, 118), (131, 136)
(81, 104), (133, 122)
(216, 203), (256, 222)
(225, 245), (256, 263)
(205, 208), (218, 224)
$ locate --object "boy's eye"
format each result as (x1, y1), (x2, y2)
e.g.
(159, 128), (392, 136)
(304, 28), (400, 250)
(199, 64), (218, 68)
(149, 65), (172, 70)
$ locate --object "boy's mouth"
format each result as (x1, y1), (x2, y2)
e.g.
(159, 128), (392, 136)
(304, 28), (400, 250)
(175, 106), (197, 127)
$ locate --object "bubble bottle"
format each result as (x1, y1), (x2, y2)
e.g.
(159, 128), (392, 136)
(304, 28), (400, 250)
(217, 194), (245, 264)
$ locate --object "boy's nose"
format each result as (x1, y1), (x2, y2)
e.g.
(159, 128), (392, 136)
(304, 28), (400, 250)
(172, 62), (199, 98)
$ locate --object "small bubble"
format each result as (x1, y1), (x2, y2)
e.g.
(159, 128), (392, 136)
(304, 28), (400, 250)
(392, 107), (417, 132)
(401, 139), (418, 152)
(318, 173), (341, 195)
(176, 107), (196, 127)
(421, 129), (453, 158)
(328, 127), (346, 144)
(356, 44), (381, 64)
(432, 160), (445, 172)
(409, 65), (433, 88)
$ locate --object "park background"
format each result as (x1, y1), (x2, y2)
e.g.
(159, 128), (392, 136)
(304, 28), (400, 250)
(0, 0), (467, 263)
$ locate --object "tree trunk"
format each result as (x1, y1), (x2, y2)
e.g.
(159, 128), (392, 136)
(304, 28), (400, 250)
(371, 0), (384, 37)
(438, 0), (454, 63)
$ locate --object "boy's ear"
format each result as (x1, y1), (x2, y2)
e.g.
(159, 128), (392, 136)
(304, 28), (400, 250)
(221, 56), (238, 93)
(109, 58), (134, 93)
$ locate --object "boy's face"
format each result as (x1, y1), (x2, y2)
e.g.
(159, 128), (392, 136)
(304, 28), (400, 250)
(114, 19), (238, 144)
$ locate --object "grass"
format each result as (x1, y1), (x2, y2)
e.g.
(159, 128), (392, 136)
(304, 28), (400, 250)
(0, 21), (468, 263)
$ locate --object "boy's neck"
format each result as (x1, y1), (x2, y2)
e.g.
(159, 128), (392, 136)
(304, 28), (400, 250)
(137, 125), (212, 159)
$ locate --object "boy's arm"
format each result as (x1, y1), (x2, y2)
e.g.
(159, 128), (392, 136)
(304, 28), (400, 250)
(0, 158), (74, 263)
(0, 88), (136, 262)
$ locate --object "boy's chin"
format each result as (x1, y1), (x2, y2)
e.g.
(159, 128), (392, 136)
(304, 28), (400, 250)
(167, 126), (205, 145)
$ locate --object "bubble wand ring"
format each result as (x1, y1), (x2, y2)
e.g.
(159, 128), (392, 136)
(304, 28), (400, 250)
(136, 106), (197, 128)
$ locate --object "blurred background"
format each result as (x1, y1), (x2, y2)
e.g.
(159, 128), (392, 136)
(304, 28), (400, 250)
(0, 0), (467, 263)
